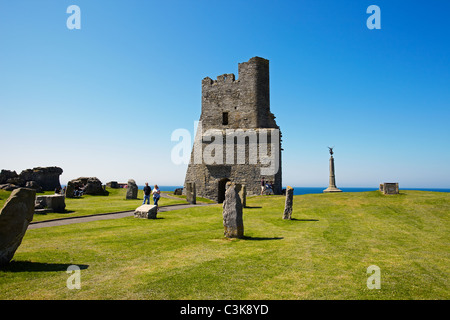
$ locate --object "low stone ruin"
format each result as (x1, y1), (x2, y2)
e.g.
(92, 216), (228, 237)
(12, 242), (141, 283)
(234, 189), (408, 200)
(65, 177), (105, 198)
(0, 188), (36, 266)
(35, 194), (66, 214)
(379, 183), (399, 195)
(106, 181), (119, 188)
(0, 167), (63, 192)
(173, 188), (183, 195)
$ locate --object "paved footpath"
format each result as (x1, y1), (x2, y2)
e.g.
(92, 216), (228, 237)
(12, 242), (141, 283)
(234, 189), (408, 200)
(28, 195), (215, 230)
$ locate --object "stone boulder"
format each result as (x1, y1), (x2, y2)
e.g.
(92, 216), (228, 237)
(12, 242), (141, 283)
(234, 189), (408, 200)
(106, 181), (119, 188)
(25, 181), (43, 193)
(134, 204), (158, 219)
(223, 182), (244, 238)
(0, 170), (19, 185)
(380, 182), (399, 195)
(174, 188), (183, 195)
(0, 184), (19, 191)
(35, 195), (66, 213)
(19, 167), (63, 191)
(68, 177), (104, 195)
(126, 179), (138, 199)
(0, 188), (36, 266)
(283, 186), (294, 220)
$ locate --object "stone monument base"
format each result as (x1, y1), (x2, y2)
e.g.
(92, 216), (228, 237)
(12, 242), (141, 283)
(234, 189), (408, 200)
(323, 187), (342, 193)
(134, 205), (158, 219)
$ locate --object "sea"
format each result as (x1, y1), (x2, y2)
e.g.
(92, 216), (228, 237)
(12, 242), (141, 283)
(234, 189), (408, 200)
(142, 186), (450, 195)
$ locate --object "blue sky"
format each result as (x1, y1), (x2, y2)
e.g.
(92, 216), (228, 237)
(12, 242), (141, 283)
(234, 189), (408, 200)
(0, 0), (449, 188)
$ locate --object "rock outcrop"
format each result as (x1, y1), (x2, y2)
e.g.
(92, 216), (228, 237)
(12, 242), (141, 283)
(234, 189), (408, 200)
(0, 188), (36, 266)
(66, 177), (104, 196)
(0, 167), (63, 192)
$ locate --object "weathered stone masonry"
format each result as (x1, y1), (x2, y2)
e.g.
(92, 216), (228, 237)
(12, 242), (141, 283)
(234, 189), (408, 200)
(184, 57), (282, 202)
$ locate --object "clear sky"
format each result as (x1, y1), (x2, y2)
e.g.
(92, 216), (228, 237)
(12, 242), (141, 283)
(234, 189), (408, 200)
(0, 0), (449, 188)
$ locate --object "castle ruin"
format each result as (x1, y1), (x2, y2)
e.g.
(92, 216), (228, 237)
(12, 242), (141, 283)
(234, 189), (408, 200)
(184, 57), (282, 202)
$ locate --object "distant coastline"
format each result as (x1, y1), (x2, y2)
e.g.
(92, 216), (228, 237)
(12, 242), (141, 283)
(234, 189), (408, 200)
(138, 186), (450, 195)
(57, 185), (450, 195)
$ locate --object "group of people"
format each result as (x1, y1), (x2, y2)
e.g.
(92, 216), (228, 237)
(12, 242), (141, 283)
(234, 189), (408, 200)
(142, 182), (160, 206)
(260, 177), (275, 195)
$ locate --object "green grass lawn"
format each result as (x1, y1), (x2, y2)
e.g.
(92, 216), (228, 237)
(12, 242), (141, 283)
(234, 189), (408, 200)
(1, 188), (199, 222)
(0, 190), (448, 299)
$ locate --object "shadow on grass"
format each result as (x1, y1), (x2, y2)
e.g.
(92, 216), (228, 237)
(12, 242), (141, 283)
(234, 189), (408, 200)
(0, 261), (89, 273)
(241, 236), (284, 241)
(244, 206), (262, 209)
(290, 218), (319, 222)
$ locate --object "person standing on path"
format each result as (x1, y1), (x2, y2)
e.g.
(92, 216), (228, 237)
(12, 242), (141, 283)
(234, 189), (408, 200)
(152, 184), (161, 207)
(143, 183), (152, 205)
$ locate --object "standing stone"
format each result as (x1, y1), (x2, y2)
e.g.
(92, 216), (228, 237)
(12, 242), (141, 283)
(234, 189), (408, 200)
(134, 204), (158, 219)
(0, 188), (36, 266)
(223, 182), (244, 238)
(283, 186), (294, 220)
(185, 182), (196, 204)
(65, 181), (75, 198)
(238, 184), (246, 208)
(126, 179), (138, 199)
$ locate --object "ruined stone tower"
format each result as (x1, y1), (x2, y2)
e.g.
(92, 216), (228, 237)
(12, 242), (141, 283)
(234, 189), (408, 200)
(184, 57), (282, 202)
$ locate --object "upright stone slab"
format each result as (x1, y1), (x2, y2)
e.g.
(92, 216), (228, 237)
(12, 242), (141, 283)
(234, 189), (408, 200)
(185, 182), (196, 204)
(126, 179), (138, 199)
(0, 188), (36, 266)
(283, 186), (294, 220)
(223, 182), (244, 238)
(238, 184), (246, 208)
(65, 181), (75, 198)
(134, 205), (158, 219)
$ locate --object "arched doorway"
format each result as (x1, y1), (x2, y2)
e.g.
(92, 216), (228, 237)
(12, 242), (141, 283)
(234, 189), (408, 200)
(218, 178), (231, 203)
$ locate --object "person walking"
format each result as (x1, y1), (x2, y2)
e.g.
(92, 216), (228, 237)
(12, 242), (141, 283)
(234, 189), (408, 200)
(152, 184), (161, 207)
(260, 177), (266, 195)
(143, 182), (151, 205)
